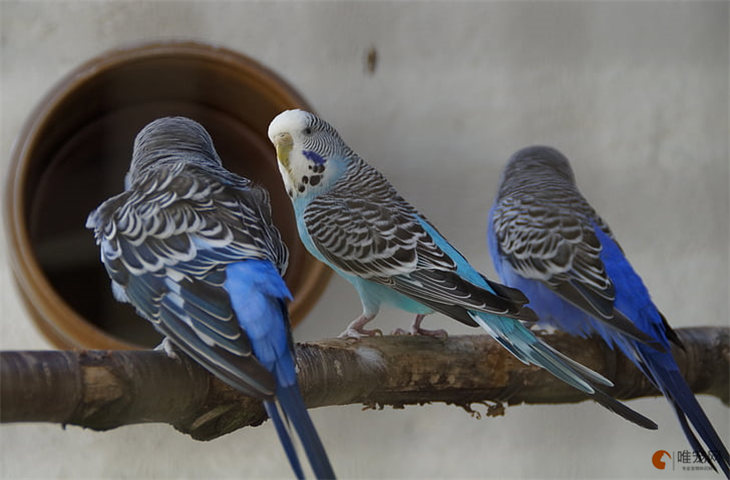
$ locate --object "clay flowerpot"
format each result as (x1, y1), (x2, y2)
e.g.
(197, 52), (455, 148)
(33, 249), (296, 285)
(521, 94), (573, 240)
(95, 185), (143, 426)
(5, 41), (331, 350)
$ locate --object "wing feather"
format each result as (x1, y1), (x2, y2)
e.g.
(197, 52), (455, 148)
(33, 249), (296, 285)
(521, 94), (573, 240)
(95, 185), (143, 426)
(491, 192), (657, 345)
(304, 160), (533, 324)
(88, 163), (286, 398)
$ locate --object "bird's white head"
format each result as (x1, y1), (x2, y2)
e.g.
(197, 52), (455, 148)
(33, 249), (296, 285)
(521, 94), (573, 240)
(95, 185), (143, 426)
(268, 109), (350, 200)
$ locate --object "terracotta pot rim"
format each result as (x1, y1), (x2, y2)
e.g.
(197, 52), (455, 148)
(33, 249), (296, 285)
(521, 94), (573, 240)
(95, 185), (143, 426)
(5, 40), (331, 349)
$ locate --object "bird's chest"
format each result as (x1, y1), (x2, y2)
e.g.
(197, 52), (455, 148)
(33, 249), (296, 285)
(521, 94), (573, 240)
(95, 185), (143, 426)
(292, 200), (326, 263)
(350, 276), (433, 315)
(292, 200), (431, 316)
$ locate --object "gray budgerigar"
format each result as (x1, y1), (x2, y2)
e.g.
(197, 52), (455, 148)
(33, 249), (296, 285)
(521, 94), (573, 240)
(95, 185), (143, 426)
(87, 116), (335, 479)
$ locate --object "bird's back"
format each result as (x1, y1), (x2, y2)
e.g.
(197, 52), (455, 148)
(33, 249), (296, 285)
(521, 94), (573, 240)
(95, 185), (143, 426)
(87, 160), (288, 398)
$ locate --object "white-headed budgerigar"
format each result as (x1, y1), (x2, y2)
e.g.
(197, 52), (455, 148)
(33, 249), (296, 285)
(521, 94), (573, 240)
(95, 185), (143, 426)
(267, 109), (657, 430)
(87, 117), (335, 480)
(488, 145), (729, 477)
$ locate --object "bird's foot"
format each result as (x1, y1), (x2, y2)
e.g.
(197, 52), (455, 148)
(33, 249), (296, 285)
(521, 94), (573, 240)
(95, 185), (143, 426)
(391, 326), (448, 339)
(414, 326), (448, 339)
(392, 314), (447, 338)
(338, 313), (380, 339)
(338, 326), (383, 339)
(154, 337), (180, 360)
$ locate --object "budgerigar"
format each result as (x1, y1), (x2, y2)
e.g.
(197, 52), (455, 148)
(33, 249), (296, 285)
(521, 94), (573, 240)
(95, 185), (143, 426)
(267, 109), (657, 429)
(87, 117), (335, 480)
(488, 145), (729, 476)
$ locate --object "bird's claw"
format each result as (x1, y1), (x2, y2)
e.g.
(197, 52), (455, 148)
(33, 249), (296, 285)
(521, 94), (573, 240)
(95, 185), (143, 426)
(154, 337), (180, 360)
(418, 327), (448, 339)
(391, 326), (448, 339)
(338, 327), (383, 339)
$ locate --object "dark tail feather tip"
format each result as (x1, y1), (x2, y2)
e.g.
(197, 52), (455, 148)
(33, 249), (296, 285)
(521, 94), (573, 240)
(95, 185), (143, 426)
(264, 400), (305, 480)
(592, 390), (658, 430)
(278, 385), (336, 479)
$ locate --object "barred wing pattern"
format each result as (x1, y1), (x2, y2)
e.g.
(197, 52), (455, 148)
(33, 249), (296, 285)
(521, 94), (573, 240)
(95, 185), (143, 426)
(87, 162), (288, 397)
(491, 176), (657, 344)
(303, 158), (534, 324)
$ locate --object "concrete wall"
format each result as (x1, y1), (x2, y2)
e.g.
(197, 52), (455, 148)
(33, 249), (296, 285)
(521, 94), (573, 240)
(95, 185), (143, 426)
(1, 1), (727, 478)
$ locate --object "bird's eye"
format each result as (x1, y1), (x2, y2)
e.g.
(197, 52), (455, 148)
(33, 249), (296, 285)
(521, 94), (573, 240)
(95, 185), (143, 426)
(303, 127), (312, 135)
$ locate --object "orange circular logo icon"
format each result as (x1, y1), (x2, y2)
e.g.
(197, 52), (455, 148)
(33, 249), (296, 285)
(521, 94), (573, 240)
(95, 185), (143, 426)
(652, 450), (671, 470)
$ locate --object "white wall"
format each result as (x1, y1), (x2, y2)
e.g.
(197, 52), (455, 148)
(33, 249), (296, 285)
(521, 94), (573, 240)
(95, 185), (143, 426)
(1, 1), (727, 478)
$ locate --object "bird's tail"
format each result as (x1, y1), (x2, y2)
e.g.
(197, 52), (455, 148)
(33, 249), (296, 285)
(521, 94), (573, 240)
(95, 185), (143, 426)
(471, 312), (658, 430)
(276, 382), (336, 480)
(226, 259), (335, 479)
(637, 344), (729, 478)
(264, 400), (305, 480)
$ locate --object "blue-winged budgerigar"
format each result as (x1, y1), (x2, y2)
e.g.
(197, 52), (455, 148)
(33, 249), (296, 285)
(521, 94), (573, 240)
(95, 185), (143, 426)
(488, 145), (729, 477)
(267, 109), (657, 429)
(86, 117), (335, 480)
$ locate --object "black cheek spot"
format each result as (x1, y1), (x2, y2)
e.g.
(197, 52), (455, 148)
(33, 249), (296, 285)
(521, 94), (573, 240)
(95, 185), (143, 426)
(309, 175), (321, 186)
(287, 189), (293, 197)
(298, 185), (306, 193)
(308, 165), (313, 171)
(302, 176), (309, 184)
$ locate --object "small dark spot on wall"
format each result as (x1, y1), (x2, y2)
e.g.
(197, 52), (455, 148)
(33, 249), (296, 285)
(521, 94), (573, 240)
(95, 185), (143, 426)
(365, 46), (378, 75)
(310, 175), (321, 186)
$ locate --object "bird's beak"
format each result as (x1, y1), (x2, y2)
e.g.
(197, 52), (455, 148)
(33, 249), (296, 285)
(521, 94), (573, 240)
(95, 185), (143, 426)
(273, 132), (293, 169)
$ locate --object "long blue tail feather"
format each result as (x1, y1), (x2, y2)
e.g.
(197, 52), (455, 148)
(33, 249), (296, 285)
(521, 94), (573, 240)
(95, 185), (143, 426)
(226, 259), (335, 479)
(264, 400), (305, 480)
(598, 229), (729, 476)
(472, 312), (658, 430)
(637, 343), (730, 477)
(277, 383), (336, 480)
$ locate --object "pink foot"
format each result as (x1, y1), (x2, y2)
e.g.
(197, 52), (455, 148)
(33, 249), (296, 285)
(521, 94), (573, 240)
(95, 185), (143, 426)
(339, 326), (383, 338)
(413, 326), (448, 339)
(338, 313), (381, 339)
(391, 314), (448, 338)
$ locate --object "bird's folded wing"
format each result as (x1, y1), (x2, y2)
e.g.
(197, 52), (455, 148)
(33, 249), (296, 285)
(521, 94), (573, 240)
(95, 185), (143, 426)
(491, 195), (657, 345)
(87, 166), (286, 397)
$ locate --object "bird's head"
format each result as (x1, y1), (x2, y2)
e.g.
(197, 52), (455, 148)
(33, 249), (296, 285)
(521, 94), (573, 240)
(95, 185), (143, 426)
(499, 145), (577, 193)
(268, 109), (350, 200)
(126, 116), (222, 188)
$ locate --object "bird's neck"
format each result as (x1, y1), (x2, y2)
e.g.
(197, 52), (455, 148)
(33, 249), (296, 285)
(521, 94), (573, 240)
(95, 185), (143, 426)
(286, 154), (355, 207)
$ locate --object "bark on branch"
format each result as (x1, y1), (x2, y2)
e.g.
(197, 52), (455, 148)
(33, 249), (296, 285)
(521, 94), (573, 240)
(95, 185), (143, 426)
(1, 327), (727, 441)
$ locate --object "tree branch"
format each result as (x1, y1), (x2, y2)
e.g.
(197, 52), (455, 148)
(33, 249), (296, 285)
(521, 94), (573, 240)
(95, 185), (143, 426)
(1, 327), (727, 441)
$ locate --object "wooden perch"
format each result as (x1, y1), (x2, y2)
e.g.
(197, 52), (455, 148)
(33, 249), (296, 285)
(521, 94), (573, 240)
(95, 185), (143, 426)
(1, 327), (727, 441)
